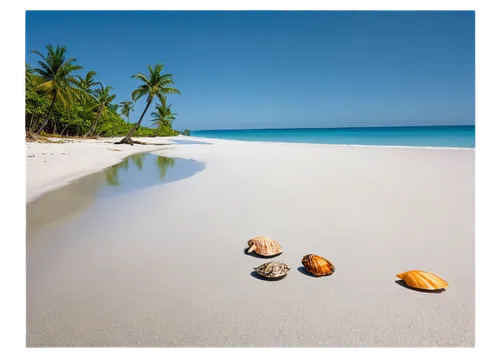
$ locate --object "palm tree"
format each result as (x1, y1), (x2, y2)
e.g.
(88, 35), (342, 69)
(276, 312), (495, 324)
(117, 64), (180, 144)
(25, 62), (35, 89)
(75, 71), (102, 102)
(166, 108), (177, 125)
(150, 100), (177, 129)
(31, 44), (83, 134)
(84, 86), (116, 137)
(23, 64), (46, 134)
(119, 100), (134, 122)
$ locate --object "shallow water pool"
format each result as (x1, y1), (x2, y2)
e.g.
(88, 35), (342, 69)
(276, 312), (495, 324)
(27, 152), (205, 232)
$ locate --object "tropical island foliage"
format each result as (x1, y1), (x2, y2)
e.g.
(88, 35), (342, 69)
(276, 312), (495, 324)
(26, 44), (190, 142)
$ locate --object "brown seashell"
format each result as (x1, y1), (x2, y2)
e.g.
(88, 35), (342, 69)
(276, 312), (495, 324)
(396, 270), (448, 290)
(301, 254), (335, 276)
(246, 236), (283, 257)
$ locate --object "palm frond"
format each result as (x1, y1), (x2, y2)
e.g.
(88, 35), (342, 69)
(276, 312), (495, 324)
(159, 87), (181, 95)
(33, 80), (54, 93)
(131, 86), (149, 101)
(131, 72), (150, 85)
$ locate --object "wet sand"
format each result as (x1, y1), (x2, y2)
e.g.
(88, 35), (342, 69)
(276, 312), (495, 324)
(26, 138), (475, 347)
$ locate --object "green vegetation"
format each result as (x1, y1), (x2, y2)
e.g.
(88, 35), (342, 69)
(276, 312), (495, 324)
(26, 44), (187, 142)
(119, 100), (134, 123)
(151, 100), (177, 129)
(118, 64), (180, 144)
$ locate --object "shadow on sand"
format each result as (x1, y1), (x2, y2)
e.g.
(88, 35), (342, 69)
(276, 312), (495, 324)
(250, 271), (287, 282)
(297, 266), (335, 278)
(243, 249), (283, 259)
(297, 266), (317, 277)
(394, 280), (446, 294)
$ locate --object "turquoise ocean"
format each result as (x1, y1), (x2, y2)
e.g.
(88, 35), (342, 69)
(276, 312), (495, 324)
(192, 126), (475, 148)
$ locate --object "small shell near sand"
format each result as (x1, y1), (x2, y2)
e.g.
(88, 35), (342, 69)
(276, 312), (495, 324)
(301, 254), (335, 276)
(246, 236), (283, 257)
(254, 262), (291, 279)
(396, 270), (448, 290)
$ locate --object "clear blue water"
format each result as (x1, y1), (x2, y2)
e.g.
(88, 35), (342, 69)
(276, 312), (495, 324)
(192, 126), (475, 148)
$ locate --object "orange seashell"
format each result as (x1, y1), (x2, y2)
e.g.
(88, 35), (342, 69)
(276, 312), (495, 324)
(246, 236), (283, 257)
(301, 254), (335, 276)
(396, 270), (448, 290)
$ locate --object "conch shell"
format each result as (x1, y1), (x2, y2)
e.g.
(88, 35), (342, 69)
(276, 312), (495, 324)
(246, 236), (283, 257)
(301, 254), (335, 276)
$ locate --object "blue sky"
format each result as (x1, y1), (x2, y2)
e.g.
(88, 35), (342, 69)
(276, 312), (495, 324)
(25, 11), (475, 130)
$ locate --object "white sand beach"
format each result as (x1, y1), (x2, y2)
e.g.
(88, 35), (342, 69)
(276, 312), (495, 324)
(26, 137), (475, 347)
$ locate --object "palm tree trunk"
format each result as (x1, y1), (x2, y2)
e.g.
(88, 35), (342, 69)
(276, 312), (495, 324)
(117, 100), (152, 144)
(36, 95), (57, 135)
(28, 113), (35, 134)
(84, 103), (104, 137)
(61, 123), (71, 136)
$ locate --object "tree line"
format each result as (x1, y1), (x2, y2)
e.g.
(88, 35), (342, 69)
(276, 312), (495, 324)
(26, 44), (190, 143)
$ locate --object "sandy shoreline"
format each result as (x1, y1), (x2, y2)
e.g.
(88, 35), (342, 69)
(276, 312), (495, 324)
(26, 136), (473, 203)
(25, 137), (181, 203)
(26, 136), (475, 347)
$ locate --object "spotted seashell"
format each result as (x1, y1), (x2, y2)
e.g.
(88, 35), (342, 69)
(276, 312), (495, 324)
(254, 262), (291, 279)
(396, 270), (448, 290)
(246, 236), (283, 257)
(301, 254), (335, 276)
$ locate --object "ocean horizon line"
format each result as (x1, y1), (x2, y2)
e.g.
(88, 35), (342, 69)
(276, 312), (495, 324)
(192, 124), (475, 132)
(190, 125), (475, 148)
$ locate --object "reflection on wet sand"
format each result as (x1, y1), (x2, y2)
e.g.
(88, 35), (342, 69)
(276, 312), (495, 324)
(105, 153), (176, 186)
(27, 153), (203, 233)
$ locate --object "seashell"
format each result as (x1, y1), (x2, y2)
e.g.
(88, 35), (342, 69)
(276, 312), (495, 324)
(396, 270), (448, 290)
(246, 236), (283, 257)
(254, 262), (291, 279)
(301, 254), (335, 276)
